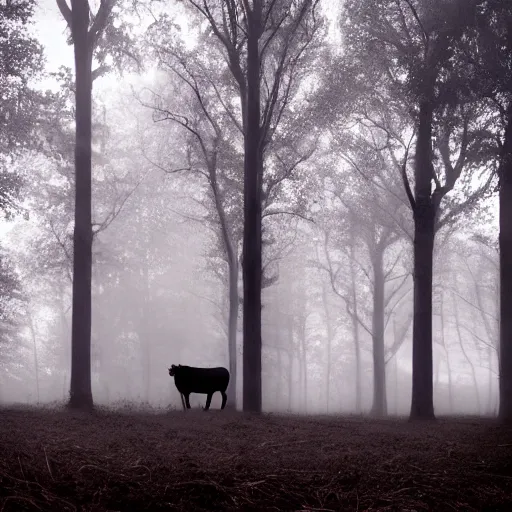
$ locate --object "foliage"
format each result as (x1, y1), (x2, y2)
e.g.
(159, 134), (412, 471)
(0, 0), (45, 217)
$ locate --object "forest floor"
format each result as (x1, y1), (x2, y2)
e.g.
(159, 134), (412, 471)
(0, 406), (511, 511)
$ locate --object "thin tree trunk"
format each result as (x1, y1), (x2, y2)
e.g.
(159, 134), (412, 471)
(68, 3), (94, 409)
(371, 248), (387, 417)
(141, 246), (151, 404)
(349, 229), (362, 413)
(210, 162), (239, 409)
(227, 261), (238, 408)
(242, 3), (263, 413)
(26, 306), (40, 404)
(298, 312), (308, 413)
(276, 347), (283, 406)
(439, 299), (453, 413)
(410, 100), (436, 420)
(499, 107), (512, 423)
(453, 293), (481, 414)
(287, 315), (294, 412)
(322, 282), (333, 413)
(488, 343), (494, 415)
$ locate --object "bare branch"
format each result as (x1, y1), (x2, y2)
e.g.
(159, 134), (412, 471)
(56, 0), (72, 27)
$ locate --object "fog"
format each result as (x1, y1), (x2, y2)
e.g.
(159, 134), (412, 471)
(0, 0), (503, 419)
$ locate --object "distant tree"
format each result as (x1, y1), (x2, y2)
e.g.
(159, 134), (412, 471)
(341, 0), (494, 420)
(0, 251), (26, 383)
(322, 124), (413, 417)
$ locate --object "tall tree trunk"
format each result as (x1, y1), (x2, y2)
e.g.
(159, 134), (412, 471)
(242, 3), (263, 413)
(287, 315), (294, 412)
(141, 246), (151, 404)
(322, 282), (333, 413)
(276, 347), (283, 406)
(410, 100), (436, 420)
(26, 306), (40, 404)
(69, 2), (93, 409)
(488, 344), (494, 416)
(349, 228), (362, 413)
(211, 165), (239, 409)
(226, 260), (238, 408)
(439, 293), (453, 413)
(302, 343), (308, 413)
(499, 107), (512, 423)
(371, 248), (387, 417)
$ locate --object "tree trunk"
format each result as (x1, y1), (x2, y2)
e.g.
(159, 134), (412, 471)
(410, 100), (436, 420)
(242, 4), (263, 413)
(393, 318), (399, 415)
(488, 343), (494, 416)
(68, 2), (93, 409)
(453, 294), (481, 414)
(227, 260), (238, 408)
(439, 294), (453, 413)
(287, 314), (294, 412)
(371, 248), (387, 417)
(499, 107), (512, 423)
(276, 347), (283, 406)
(141, 246), (151, 404)
(322, 282), (333, 413)
(349, 229), (362, 413)
(26, 306), (40, 404)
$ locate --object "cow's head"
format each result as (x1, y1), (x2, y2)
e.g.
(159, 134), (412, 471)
(168, 364), (179, 377)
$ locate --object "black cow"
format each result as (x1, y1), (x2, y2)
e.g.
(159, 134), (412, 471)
(168, 364), (230, 411)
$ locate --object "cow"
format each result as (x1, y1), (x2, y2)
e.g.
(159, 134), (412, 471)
(168, 364), (230, 411)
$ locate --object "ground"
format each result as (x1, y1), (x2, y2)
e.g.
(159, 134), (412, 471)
(0, 407), (511, 511)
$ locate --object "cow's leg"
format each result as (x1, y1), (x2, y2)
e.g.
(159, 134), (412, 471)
(183, 393), (191, 409)
(180, 393), (186, 411)
(203, 393), (213, 411)
(220, 391), (227, 410)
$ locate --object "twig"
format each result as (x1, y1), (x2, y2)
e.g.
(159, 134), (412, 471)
(43, 446), (54, 481)
(17, 455), (26, 481)
(1, 496), (42, 511)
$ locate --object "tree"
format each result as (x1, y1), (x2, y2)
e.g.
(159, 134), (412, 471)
(56, 0), (117, 408)
(465, 0), (512, 423)
(173, 0), (323, 412)
(341, 0), (494, 419)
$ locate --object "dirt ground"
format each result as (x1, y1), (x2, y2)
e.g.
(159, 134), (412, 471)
(0, 406), (511, 511)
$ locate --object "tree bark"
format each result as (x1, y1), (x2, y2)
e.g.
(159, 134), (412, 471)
(370, 248), (387, 417)
(410, 100), (436, 420)
(68, 0), (94, 409)
(242, 2), (263, 413)
(499, 107), (512, 423)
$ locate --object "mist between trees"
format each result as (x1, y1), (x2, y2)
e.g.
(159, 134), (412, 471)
(0, 0), (511, 422)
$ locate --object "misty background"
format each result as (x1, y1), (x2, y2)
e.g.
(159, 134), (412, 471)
(0, 0), (501, 417)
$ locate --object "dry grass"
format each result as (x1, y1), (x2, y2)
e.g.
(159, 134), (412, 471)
(0, 406), (511, 511)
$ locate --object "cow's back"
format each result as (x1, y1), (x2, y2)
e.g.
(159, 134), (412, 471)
(175, 366), (230, 394)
